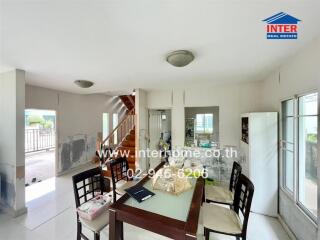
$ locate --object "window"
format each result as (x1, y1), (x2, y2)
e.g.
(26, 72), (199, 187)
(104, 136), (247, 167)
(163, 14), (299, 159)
(281, 99), (295, 192)
(102, 113), (109, 141)
(281, 92), (318, 220)
(298, 93), (318, 217)
(113, 113), (119, 144)
(195, 114), (213, 133)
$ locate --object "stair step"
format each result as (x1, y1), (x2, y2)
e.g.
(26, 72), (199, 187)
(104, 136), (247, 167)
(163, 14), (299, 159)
(112, 148), (135, 158)
(102, 170), (111, 177)
(119, 95), (135, 111)
(118, 146), (135, 151)
(126, 135), (135, 141)
(122, 140), (135, 147)
(127, 155), (135, 163)
(128, 163), (136, 171)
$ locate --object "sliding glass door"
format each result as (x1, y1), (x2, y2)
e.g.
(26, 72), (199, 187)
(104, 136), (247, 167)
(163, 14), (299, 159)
(281, 92), (318, 220)
(298, 93), (318, 217)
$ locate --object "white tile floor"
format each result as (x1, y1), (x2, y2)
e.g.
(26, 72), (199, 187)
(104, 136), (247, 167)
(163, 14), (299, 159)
(0, 164), (292, 240)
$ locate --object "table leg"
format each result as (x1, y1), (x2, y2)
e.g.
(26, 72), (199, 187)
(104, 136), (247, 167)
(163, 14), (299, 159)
(109, 209), (124, 240)
(202, 185), (205, 204)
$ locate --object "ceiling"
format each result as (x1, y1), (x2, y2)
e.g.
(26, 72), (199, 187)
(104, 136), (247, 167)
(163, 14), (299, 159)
(1, 0), (320, 94)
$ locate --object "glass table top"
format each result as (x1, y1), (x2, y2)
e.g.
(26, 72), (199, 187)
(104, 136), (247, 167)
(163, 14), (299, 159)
(124, 177), (197, 222)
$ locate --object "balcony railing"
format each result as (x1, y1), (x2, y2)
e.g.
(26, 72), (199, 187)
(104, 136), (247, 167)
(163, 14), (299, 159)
(25, 128), (55, 153)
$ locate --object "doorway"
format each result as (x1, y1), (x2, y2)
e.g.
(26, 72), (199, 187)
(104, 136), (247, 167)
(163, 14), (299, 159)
(25, 109), (56, 189)
(148, 109), (171, 169)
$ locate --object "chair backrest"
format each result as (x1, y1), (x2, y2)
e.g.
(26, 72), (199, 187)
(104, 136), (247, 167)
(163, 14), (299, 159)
(110, 157), (129, 185)
(229, 161), (242, 192)
(233, 174), (254, 237)
(110, 157), (130, 202)
(72, 167), (104, 208)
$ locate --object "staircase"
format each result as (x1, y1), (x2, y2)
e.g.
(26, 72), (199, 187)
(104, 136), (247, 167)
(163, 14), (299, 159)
(97, 95), (136, 177)
(117, 128), (136, 170)
(119, 95), (135, 112)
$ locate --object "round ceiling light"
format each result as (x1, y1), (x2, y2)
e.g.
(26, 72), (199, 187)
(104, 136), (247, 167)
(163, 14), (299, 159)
(74, 80), (94, 88)
(166, 50), (194, 67)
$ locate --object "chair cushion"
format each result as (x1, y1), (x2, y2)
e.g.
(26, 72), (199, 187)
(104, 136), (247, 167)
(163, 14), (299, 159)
(116, 180), (137, 195)
(77, 195), (111, 220)
(80, 209), (109, 233)
(205, 185), (233, 204)
(202, 203), (242, 235)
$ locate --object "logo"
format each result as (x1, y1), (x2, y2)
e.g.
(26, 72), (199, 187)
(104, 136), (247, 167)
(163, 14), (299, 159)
(263, 12), (301, 39)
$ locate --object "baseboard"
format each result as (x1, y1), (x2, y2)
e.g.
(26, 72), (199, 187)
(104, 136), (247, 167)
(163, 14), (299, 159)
(0, 203), (28, 218)
(12, 206), (28, 217)
(56, 162), (94, 177)
(278, 214), (297, 240)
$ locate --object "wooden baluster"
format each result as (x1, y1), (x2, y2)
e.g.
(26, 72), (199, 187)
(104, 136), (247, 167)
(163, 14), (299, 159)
(99, 108), (135, 152)
(116, 128), (119, 145)
(122, 125), (126, 139)
(125, 119), (127, 134)
(128, 116), (130, 131)
(121, 124), (123, 141)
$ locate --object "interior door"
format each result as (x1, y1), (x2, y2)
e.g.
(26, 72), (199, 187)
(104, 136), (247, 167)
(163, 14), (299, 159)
(148, 111), (162, 169)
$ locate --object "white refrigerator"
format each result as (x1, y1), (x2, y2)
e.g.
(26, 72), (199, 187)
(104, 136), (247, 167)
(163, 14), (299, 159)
(240, 112), (278, 217)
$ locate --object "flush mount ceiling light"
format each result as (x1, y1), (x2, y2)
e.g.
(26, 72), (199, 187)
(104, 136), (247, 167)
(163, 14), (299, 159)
(166, 50), (194, 67)
(74, 80), (94, 88)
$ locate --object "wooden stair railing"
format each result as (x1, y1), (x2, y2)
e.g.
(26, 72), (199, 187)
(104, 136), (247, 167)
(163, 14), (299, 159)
(103, 108), (135, 146)
(97, 108), (135, 165)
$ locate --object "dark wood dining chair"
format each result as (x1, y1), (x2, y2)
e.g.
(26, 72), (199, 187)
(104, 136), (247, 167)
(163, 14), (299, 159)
(205, 161), (242, 206)
(202, 174), (254, 240)
(72, 167), (109, 240)
(110, 157), (136, 203)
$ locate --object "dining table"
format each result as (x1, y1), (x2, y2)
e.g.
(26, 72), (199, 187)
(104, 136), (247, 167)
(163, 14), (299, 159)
(109, 161), (204, 240)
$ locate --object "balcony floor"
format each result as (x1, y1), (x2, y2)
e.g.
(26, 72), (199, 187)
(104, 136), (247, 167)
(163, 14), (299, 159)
(25, 150), (55, 185)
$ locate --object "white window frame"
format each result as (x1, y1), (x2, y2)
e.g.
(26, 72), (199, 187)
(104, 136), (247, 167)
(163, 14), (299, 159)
(280, 97), (296, 196)
(296, 92), (318, 221)
(113, 113), (119, 145)
(102, 112), (109, 141)
(195, 113), (213, 134)
(280, 91), (318, 222)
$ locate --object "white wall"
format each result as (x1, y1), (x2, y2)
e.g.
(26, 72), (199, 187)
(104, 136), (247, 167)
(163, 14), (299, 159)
(25, 85), (126, 174)
(146, 81), (263, 148)
(135, 89), (148, 171)
(261, 37), (320, 240)
(0, 69), (26, 215)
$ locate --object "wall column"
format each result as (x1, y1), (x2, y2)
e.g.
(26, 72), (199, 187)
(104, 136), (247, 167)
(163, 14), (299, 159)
(0, 69), (26, 216)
